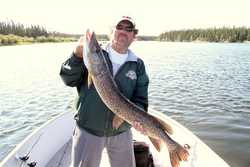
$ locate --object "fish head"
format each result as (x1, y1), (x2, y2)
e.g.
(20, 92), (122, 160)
(85, 29), (101, 54)
(84, 29), (105, 76)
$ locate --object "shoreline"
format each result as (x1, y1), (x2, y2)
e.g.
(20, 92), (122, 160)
(1, 33), (249, 47)
(0, 34), (77, 46)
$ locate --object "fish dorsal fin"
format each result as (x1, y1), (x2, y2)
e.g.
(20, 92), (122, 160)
(148, 114), (173, 152)
(150, 114), (173, 135)
(157, 116), (173, 135)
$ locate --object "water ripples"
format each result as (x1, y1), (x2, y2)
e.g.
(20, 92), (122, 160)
(0, 42), (250, 166)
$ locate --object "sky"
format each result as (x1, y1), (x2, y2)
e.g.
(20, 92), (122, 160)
(0, 0), (249, 36)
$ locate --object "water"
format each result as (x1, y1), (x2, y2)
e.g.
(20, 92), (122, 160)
(0, 42), (250, 167)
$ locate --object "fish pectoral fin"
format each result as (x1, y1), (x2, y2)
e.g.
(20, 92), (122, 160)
(87, 74), (93, 88)
(112, 115), (124, 129)
(149, 137), (162, 152)
(160, 120), (173, 134)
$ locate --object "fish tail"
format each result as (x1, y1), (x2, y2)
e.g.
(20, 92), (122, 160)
(169, 144), (189, 167)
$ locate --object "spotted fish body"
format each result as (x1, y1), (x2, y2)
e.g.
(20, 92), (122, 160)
(84, 30), (189, 167)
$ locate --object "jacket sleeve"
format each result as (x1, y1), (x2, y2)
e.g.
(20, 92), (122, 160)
(59, 52), (86, 87)
(131, 59), (149, 112)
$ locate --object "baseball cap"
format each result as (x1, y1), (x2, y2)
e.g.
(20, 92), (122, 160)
(114, 16), (138, 34)
(115, 16), (136, 28)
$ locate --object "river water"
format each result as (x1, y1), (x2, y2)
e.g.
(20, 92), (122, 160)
(0, 42), (249, 167)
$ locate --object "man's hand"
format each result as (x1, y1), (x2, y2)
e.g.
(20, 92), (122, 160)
(74, 36), (84, 59)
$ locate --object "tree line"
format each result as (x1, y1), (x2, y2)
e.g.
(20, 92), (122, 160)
(1, 20), (250, 46)
(0, 20), (78, 45)
(0, 20), (49, 37)
(159, 27), (250, 42)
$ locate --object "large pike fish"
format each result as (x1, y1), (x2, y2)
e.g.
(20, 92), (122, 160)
(83, 29), (189, 167)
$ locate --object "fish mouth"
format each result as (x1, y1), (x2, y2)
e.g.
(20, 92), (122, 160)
(86, 29), (101, 53)
(86, 29), (93, 43)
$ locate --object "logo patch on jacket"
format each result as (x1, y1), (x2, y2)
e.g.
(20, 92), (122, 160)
(125, 70), (137, 80)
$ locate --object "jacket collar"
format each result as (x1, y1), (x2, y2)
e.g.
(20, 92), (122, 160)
(105, 43), (138, 62)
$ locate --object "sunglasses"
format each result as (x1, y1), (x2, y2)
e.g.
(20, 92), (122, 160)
(116, 24), (135, 33)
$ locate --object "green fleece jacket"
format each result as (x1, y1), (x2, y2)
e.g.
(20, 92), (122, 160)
(60, 49), (149, 136)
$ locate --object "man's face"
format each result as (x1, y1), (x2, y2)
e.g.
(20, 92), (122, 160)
(111, 20), (136, 50)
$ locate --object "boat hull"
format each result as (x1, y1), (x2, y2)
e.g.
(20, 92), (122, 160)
(0, 108), (230, 167)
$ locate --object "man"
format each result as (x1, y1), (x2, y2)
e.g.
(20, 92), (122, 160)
(60, 16), (149, 167)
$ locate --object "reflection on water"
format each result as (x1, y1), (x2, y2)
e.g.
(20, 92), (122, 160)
(0, 42), (250, 167)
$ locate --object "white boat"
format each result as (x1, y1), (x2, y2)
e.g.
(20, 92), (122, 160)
(0, 108), (230, 167)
